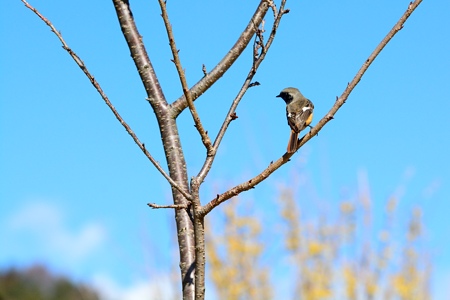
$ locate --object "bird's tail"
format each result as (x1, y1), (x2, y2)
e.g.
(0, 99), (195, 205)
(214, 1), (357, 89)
(287, 130), (298, 153)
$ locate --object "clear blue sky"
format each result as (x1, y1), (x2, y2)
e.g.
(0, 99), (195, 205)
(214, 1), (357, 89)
(1, 0), (449, 298)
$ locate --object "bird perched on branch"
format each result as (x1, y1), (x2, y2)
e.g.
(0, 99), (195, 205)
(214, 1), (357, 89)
(276, 87), (314, 153)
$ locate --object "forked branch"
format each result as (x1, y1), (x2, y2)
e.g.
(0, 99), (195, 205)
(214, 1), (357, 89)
(200, 0), (423, 216)
(197, 0), (288, 183)
(170, 1), (270, 117)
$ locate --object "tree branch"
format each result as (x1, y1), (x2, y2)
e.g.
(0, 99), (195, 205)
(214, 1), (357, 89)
(196, 0), (287, 184)
(199, 0), (423, 216)
(188, 180), (206, 300)
(148, 203), (189, 209)
(158, 0), (213, 154)
(170, 1), (270, 117)
(20, 0), (193, 202)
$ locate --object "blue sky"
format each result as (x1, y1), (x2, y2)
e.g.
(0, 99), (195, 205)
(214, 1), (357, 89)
(1, 0), (449, 299)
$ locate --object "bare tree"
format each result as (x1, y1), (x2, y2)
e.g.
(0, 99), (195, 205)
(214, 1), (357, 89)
(21, 0), (423, 299)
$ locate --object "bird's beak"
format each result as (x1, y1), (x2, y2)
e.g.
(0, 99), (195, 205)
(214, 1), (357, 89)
(276, 94), (281, 98)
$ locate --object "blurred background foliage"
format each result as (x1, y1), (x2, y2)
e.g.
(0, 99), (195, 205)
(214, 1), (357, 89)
(206, 171), (430, 300)
(0, 265), (99, 300)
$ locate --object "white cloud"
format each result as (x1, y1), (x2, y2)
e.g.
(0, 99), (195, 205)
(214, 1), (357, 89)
(6, 201), (106, 264)
(92, 273), (176, 300)
(3, 201), (183, 300)
(433, 269), (450, 300)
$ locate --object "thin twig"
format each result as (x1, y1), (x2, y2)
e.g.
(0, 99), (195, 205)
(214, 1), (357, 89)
(148, 203), (189, 209)
(21, 0), (193, 202)
(199, 0), (423, 216)
(266, 0), (278, 18)
(252, 20), (265, 66)
(158, 0), (212, 154)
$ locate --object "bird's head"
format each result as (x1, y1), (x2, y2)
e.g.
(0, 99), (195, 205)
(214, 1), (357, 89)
(276, 87), (302, 104)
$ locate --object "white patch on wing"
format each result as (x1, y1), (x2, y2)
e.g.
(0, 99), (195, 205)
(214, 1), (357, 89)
(302, 106), (312, 112)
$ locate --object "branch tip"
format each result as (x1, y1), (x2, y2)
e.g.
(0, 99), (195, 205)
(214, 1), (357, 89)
(249, 81), (261, 88)
(202, 64), (207, 76)
(147, 203), (189, 209)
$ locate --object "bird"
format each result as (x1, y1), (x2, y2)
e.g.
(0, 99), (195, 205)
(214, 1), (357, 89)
(276, 87), (314, 153)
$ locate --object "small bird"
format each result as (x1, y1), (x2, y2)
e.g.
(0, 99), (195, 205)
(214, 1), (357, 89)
(276, 87), (314, 153)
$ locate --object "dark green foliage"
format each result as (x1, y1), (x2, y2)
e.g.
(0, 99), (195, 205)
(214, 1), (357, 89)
(0, 265), (99, 300)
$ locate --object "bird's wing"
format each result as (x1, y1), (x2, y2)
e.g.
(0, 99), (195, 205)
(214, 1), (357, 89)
(287, 108), (312, 133)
